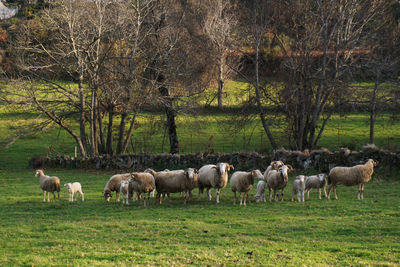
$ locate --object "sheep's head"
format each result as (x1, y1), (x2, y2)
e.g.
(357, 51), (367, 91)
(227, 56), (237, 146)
(185, 168), (199, 185)
(270, 161), (284, 170)
(279, 165), (290, 182)
(251, 169), (264, 179)
(368, 159), (378, 166)
(296, 175), (305, 183)
(318, 173), (327, 181)
(64, 183), (72, 192)
(103, 190), (112, 202)
(129, 173), (137, 183)
(34, 169), (43, 177)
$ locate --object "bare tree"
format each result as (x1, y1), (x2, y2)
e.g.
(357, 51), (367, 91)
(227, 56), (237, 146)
(202, 0), (238, 109)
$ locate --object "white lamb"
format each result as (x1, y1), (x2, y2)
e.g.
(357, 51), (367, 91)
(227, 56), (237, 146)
(64, 182), (84, 202)
(254, 180), (266, 202)
(292, 175), (305, 202)
(304, 173), (327, 199)
(120, 180), (130, 205)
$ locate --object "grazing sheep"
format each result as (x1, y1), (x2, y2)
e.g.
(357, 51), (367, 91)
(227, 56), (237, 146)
(198, 163), (234, 204)
(64, 182), (84, 202)
(230, 170), (263, 206)
(128, 172), (156, 207)
(254, 180), (266, 202)
(120, 180), (130, 205)
(265, 164), (293, 202)
(103, 173), (132, 202)
(35, 169), (61, 202)
(305, 173), (328, 199)
(292, 175), (305, 202)
(146, 168), (198, 204)
(327, 159), (378, 200)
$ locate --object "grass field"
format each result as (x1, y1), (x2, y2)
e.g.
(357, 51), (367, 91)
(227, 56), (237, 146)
(1, 79), (400, 265)
(0, 169), (399, 266)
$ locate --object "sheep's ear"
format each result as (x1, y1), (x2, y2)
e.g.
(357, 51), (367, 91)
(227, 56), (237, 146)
(211, 166), (218, 170)
(229, 164), (234, 170)
(194, 168), (198, 173)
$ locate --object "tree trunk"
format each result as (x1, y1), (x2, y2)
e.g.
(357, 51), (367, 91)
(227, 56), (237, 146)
(89, 88), (98, 156)
(254, 32), (277, 150)
(369, 78), (378, 144)
(217, 56), (224, 109)
(116, 113), (127, 155)
(159, 86), (179, 154)
(121, 110), (138, 154)
(78, 77), (88, 155)
(105, 105), (114, 155)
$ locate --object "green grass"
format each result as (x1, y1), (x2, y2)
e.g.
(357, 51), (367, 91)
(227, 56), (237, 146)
(0, 169), (399, 265)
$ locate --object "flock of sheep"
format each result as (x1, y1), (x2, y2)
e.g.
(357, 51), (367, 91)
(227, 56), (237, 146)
(35, 159), (378, 205)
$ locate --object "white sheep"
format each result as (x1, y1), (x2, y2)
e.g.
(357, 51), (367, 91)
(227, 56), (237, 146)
(263, 160), (285, 180)
(120, 180), (130, 205)
(265, 164), (293, 202)
(128, 172), (156, 207)
(64, 182), (84, 202)
(230, 170), (263, 206)
(254, 180), (266, 202)
(146, 168), (198, 205)
(103, 173), (132, 202)
(304, 173), (327, 199)
(35, 169), (61, 202)
(198, 163), (234, 204)
(292, 175), (305, 202)
(327, 159), (377, 200)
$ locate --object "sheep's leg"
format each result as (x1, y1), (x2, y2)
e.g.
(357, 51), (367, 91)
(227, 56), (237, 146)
(306, 189), (310, 200)
(81, 191), (85, 201)
(216, 189), (220, 204)
(52, 192), (56, 202)
(47, 192), (50, 202)
(327, 185), (333, 200)
(318, 188), (322, 199)
(244, 192), (248, 206)
(323, 186), (327, 198)
(233, 191), (237, 205)
(262, 193), (266, 202)
(116, 192), (120, 202)
(301, 191), (304, 202)
(280, 190), (284, 202)
(207, 188), (212, 201)
(291, 191), (294, 202)
(43, 191), (46, 202)
(361, 184), (365, 199)
(156, 193), (162, 204)
(333, 187), (338, 199)
(269, 188), (273, 202)
(297, 192), (300, 202)
(57, 191), (60, 200)
(239, 192), (243, 205)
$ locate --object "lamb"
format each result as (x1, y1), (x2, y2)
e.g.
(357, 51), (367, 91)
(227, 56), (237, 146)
(198, 163), (234, 204)
(35, 169), (61, 202)
(327, 159), (377, 200)
(128, 172), (156, 206)
(120, 180), (130, 205)
(292, 175), (305, 202)
(254, 180), (266, 202)
(264, 164), (293, 202)
(304, 173), (328, 199)
(103, 173), (132, 202)
(64, 182), (84, 202)
(230, 170), (263, 206)
(145, 168), (198, 204)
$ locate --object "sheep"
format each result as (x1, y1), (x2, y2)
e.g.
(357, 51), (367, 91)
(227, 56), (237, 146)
(198, 163), (234, 204)
(120, 180), (130, 205)
(128, 172), (156, 207)
(230, 170), (263, 206)
(64, 182), (84, 202)
(265, 164), (293, 202)
(103, 173), (132, 202)
(35, 169), (61, 202)
(254, 180), (266, 202)
(145, 168), (198, 204)
(327, 159), (378, 200)
(292, 175), (305, 202)
(304, 173), (328, 199)
(263, 160), (285, 180)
